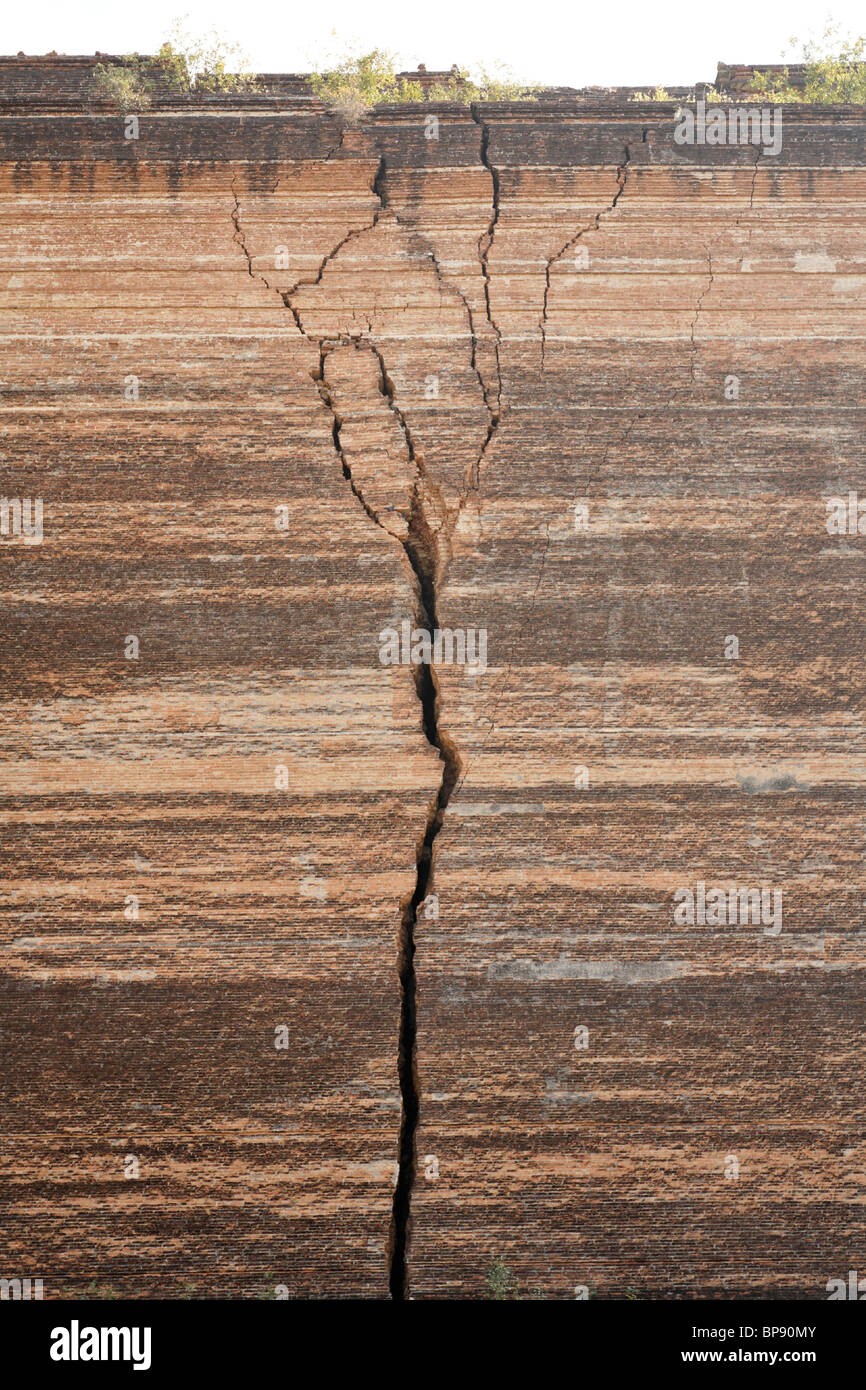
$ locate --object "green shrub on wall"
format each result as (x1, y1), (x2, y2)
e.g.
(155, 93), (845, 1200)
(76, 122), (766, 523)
(712, 24), (866, 103)
(91, 20), (257, 110)
(311, 50), (537, 119)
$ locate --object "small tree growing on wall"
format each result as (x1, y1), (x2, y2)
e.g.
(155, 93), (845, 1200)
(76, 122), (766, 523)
(91, 19), (257, 110)
(310, 48), (537, 120)
(309, 48), (424, 121)
(484, 1257), (547, 1299)
(712, 23), (866, 102)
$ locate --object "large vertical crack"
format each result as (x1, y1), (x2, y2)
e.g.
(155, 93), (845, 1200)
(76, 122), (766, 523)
(312, 336), (461, 1299)
(231, 168), (462, 1300)
(387, 502), (461, 1301)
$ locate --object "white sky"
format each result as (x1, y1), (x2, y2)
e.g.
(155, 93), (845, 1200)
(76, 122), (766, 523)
(3, 0), (861, 88)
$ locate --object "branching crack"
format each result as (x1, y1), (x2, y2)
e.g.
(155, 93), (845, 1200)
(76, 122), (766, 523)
(283, 157), (386, 333)
(540, 143), (632, 367)
(322, 126), (348, 163)
(230, 183), (274, 294)
(230, 164), (461, 1301)
(395, 226), (496, 503)
(366, 341), (424, 481)
(231, 163), (386, 334)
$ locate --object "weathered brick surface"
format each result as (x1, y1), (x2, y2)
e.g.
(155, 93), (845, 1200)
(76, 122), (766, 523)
(0, 58), (863, 1299)
(416, 113), (866, 1300)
